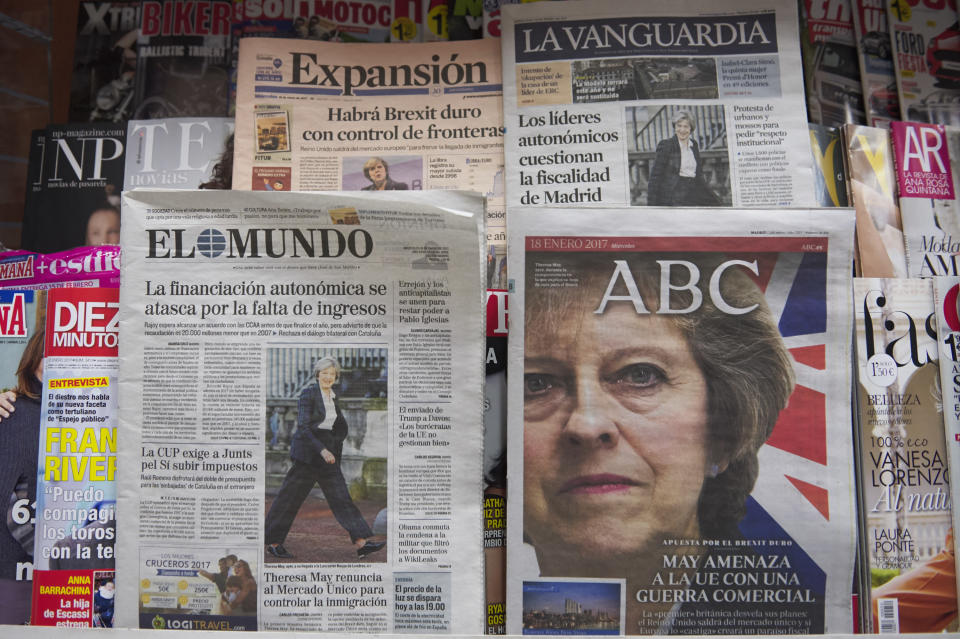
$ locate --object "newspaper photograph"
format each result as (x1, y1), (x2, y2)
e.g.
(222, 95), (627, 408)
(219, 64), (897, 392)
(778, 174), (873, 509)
(232, 37), (505, 263)
(115, 189), (485, 633)
(506, 207), (857, 635)
(500, 0), (817, 209)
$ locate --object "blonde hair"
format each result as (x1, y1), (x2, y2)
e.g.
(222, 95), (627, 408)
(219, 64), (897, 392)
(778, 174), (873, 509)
(672, 111), (696, 132)
(363, 157), (388, 181)
(313, 356), (341, 380)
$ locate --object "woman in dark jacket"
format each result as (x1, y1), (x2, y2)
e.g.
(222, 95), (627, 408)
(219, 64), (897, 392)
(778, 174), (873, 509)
(264, 357), (384, 559)
(361, 157), (409, 191)
(647, 111), (721, 207)
(0, 329), (44, 625)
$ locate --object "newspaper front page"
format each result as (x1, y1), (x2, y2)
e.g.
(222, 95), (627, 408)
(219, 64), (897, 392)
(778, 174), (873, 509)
(232, 37), (505, 259)
(115, 189), (485, 633)
(507, 207), (857, 635)
(850, 0), (901, 126)
(854, 278), (957, 634)
(500, 0), (817, 209)
(31, 288), (119, 628)
(931, 277), (960, 631)
(885, 0), (960, 126)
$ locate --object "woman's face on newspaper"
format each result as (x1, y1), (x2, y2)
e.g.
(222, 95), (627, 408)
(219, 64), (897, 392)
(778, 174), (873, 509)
(317, 366), (337, 390)
(523, 302), (710, 568)
(369, 162), (386, 183)
(674, 119), (692, 142)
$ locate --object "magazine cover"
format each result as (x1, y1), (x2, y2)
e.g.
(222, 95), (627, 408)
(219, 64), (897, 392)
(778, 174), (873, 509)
(886, 0), (960, 125)
(809, 124), (850, 207)
(932, 276), (960, 632)
(483, 0), (522, 39)
(506, 207), (857, 635)
(0, 247), (122, 292)
(891, 121), (960, 277)
(850, 0), (900, 126)
(842, 124), (907, 277)
(232, 37), (505, 260)
(0, 250), (121, 626)
(132, 0), (232, 119)
(448, 0), (482, 40)
(500, 0), (817, 209)
(485, 288), (508, 634)
(800, 0), (865, 126)
(235, 0), (392, 41)
(391, 0), (423, 41)
(422, 0), (450, 41)
(854, 278), (957, 633)
(30, 288), (120, 628)
(69, 1), (142, 123)
(232, 0), (392, 106)
(21, 125), (126, 254)
(0, 289), (43, 625)
(124, 117), (235, 190)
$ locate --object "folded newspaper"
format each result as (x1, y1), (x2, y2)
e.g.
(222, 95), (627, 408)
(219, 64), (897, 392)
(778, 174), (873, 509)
(115, 189), (485, 633)
(500, 0), (817, 209)
(232, 37), (505, 258)
(506, 207), (857, 635)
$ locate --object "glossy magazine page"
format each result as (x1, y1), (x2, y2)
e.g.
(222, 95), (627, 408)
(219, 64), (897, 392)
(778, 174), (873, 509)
(850, 0), (901, 125)
(500, 0), (817, 209)
(885, 0), (960, 126)
(30, 288), (120, 628)
(506, 207), (857, 635)
(841, 124), (907, 277)
(123, 117), (234, 191)
(932, 276), (960, 631)
(853, 278), (956, 633)
(891, 122), (960, 277)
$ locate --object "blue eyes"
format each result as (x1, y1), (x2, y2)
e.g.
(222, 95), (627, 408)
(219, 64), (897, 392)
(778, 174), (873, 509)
(523, 364), (666, 402)
(524, 374), (563, 398)
(610, 364), (665, 389)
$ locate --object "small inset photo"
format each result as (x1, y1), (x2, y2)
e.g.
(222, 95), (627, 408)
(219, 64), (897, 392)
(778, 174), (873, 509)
(342, 155), (422, 191)
(138, 547), (258, 631)
(252, 166), (292, 191)
(93, 572), (115, 628)
(573, 57), (718, 103)
(255, 111), (291, 153)
(522, 580), (622, 635)
(328, 207), (360, 224)
(625, 104), (731, 207)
